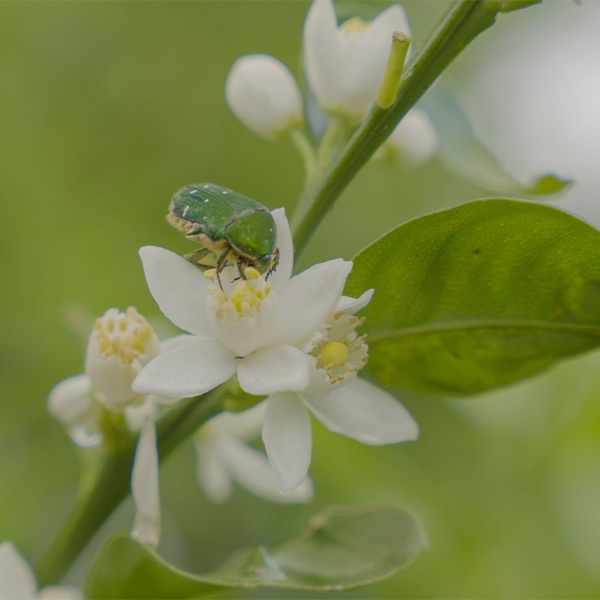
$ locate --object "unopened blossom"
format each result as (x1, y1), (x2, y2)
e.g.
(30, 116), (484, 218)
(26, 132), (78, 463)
(0, 541), (83, 599)
(387, 108), (438, 168)
(262, 289), (420, 495)
(133, 208), (352, 400)
(226, 54), (304, 141)
(304, 0), (411, 121)
(47, 307), (175, 548)
(195, 402), (313, 504)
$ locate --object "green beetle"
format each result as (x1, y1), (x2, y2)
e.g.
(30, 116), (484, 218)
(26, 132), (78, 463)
(167, 183), (279, 283)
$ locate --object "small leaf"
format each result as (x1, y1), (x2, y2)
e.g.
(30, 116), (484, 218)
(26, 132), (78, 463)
(85, 503), (427, 599)
(421, 87), (571, 195)
(345, 199), (600, 395)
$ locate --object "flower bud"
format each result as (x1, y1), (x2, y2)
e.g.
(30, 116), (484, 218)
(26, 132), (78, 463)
(387, 108), (438, 168)
(85, 307), (159, 411)
(225, 54), (304, 141)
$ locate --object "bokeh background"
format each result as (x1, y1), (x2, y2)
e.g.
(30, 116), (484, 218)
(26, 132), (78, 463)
(2, 1), (600, 598)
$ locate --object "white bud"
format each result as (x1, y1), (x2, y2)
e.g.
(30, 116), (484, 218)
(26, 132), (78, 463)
(225, 54), (304, 141)
(387, 108), (438, 168)
(85, 307), (159, 411)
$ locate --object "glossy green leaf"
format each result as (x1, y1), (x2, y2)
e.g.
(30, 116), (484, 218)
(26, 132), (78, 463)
(85, 503), (427, 599)
(345, 199), (600, 395)
(421, 87), (571, 195)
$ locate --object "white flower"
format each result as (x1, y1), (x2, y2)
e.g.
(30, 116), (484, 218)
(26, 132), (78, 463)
(226, 54), (304, 142)
(132, 208), (419, 496)
(304, 0), (411, 121)
(133, 208), (353, 401)
(387, 108), (438, 168)
(0, 541), (83, 599)
(194, 403), (314, 504)
(262, 291), (420, 495)
(47, 307), (174, 548)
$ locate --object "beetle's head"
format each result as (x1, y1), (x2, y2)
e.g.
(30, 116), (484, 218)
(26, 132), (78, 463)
(226, 210), (277, 270)
(252, 251), (277, 275)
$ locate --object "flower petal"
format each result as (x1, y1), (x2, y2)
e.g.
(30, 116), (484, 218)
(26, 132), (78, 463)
(131, 419), (161, 547)
(133, 336), (236, 398)
(268, 208), (294, 289)
(335, 289), (374, 314)
(220, 437), (314, 504)
(304, 0), (343, 113)
(0, 541), (37, 600)
(238, 344), (311, 395)
(139, 246), (211, 336)
(262, 392), (312, 495)
(302, 378), (419, 445)
(39, 586), (84, 600)
(194, 435), (234, 503)
(274, 258), (353, 347)
(47, 374), (103, 448)
(209, 403), (266, 439)
(125, 397), (159, 433)
(343, 4), (411, 116)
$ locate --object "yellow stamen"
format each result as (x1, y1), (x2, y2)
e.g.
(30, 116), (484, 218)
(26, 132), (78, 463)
(204, 268), (218, 279)
(244, 266), (261, 280)
(231, 281), (256, 312)
(94, 307), (154, 364)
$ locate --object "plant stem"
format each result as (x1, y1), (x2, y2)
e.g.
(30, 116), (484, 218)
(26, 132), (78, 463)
(37, 388), (225, 586)
(291, 0), (530, 256)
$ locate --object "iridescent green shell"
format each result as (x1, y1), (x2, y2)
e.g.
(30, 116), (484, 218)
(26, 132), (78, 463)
(167, 183), (278, 275)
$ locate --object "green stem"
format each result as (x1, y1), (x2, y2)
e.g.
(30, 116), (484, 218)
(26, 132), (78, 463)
(37, 388), (225, 586)
(316, 115), (345, 167)
(291, 0), (530, 256)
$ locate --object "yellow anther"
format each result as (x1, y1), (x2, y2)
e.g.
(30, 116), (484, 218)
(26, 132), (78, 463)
(93, 307), (154, 365)
(244, 266), (261, 280)
(321, 341), (349, 368)
(231, 281), (255, 312)
(204, 268), (218, 279)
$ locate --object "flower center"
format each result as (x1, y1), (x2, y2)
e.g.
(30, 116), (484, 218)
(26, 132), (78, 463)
(207, 267), (272, 320)
(321, 341), (349, 367)
(94, 307), (155, 364)
(312, 311), (369, 386)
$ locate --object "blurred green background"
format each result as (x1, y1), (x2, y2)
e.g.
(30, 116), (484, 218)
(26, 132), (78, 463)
(2, 1), (600, 598)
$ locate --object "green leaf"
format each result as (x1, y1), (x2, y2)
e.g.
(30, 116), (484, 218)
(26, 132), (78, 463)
(345, 199), (600, 395)
(85, 503), (427, 599)
(421, 87), (571, 196)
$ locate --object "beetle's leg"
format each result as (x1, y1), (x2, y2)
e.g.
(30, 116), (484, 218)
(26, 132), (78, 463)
(266, 248), (280, 280)
(237, 259), (247, 281)
(215, 247), (230, 290)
